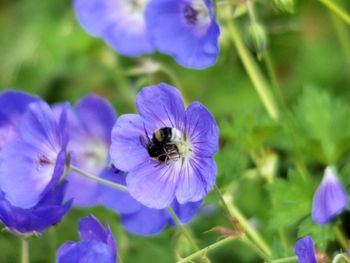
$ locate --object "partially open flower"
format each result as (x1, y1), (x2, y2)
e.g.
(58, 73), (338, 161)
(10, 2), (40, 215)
(56, 215), (117, 263)
(110, 83), (218, 209)
(312, 166), (348, 225)
(294, 236), (317, 263)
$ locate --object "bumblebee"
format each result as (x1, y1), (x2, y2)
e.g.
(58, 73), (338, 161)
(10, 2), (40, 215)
(141, 127), (183, 163)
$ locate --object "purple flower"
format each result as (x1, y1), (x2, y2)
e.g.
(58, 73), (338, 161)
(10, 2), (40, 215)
(312, 166), (348, 225)
(145, 0), (220, 69)
(99, 167), (202, 235)
(294, 236), (317, 263)
(110, 83), (218, 209)
(0, 97), (68, 208)
(56, 215), (117, 263)
(53, 95), (117, 206)
(74, 0), (154, 56)
(0, 182), (72, 236)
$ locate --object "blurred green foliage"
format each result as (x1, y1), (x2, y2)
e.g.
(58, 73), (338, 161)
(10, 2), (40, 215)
(1, 0), (350, 262)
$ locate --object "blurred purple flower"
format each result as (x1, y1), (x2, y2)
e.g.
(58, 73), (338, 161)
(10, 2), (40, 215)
(99, 167), (202, 236)
(294, 236), (317, 263)
(57, 215), (117, 263)
(74, 0), (154, 56)
(0, 95), (69, 208)
(110, 83), (218, 209)
(53, 95), (117, 206)
(312, 166), (348, 225)
(0, 182), (72, 236)
(145, 0), (220, 69)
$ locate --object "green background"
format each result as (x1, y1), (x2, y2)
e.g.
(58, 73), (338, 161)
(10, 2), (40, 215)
(1, 0), (350, 262)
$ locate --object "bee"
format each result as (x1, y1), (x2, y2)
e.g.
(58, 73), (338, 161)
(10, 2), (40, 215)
(140, 127), (183, 163)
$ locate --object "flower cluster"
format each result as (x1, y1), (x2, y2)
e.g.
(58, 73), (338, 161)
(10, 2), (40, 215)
(0, 84), (218, 261)
(74, 0), (220, 69)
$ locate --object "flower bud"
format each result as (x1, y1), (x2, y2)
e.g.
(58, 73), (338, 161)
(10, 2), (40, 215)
(312, 166), (348, 225)
(245, 23), (268, 54)
(273, 0), (295, 14)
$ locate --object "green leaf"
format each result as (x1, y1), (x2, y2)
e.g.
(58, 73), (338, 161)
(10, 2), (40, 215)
(297, 218), (334, 251)
(293, 87), (350, 164)
(267, 170), (314, 229)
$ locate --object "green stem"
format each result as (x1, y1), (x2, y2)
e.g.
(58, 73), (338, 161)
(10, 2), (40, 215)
(240, 236), (270, 261)
(167, 207), (199, 250)
(333, 225), (348, 250)
(332, 253), (350, 263)
(214, 186), (272, 258)
(158, 64), (190, 105)
(176, 236), (235, 263)
(262, 51), (311, 183)
(21, 238), (29, 263)
(177, 234), (270, 263)
(222, 192), (272, 257)
(111, 54), (135, 111)
(225, 16), (279, 120)
(213, 185), (236, 223)
(267, 256), (297, 263)
(69, 165), (128, 192)
(167, 208), (212, 263)
(330, 12), (350, 66)
(319, 0), (350, 25)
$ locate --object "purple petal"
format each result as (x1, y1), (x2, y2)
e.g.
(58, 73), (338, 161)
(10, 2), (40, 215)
(175, 157), (217, 204)
(79, 215), (109, 242)
(99, 168), (142, 214)
(186, 102), (219, 157)
(42, 150), (67, 201)
(75, 95), (117, 144)
(105, 224), (117, 259)
(126, 161), (179, 209)
(65, 171), (101, 207)
(74, 0), (119, 37)
(0, 90), (39, 149)
(0, 182), (71, 235)
(103, 15), (154, 56)
(110, 114), (150, 171)
(294, 236), (317, 263)
(312, 167), (348, 225)
(145, 0), (220, 69)
(56, 240), (115, 263)
(54, 96), (114, 207)
(136, 83), (186, 131)
(121, 206), (168, 236)
(171, 199), (202, 224)
(19, 101), (64, 154)
(0, 142), (59, 208)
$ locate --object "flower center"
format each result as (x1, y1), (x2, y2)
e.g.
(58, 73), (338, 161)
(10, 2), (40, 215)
(123, 0), (148, 17)
(183, 0), (210, 26)
(72, 139), (108, 173)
